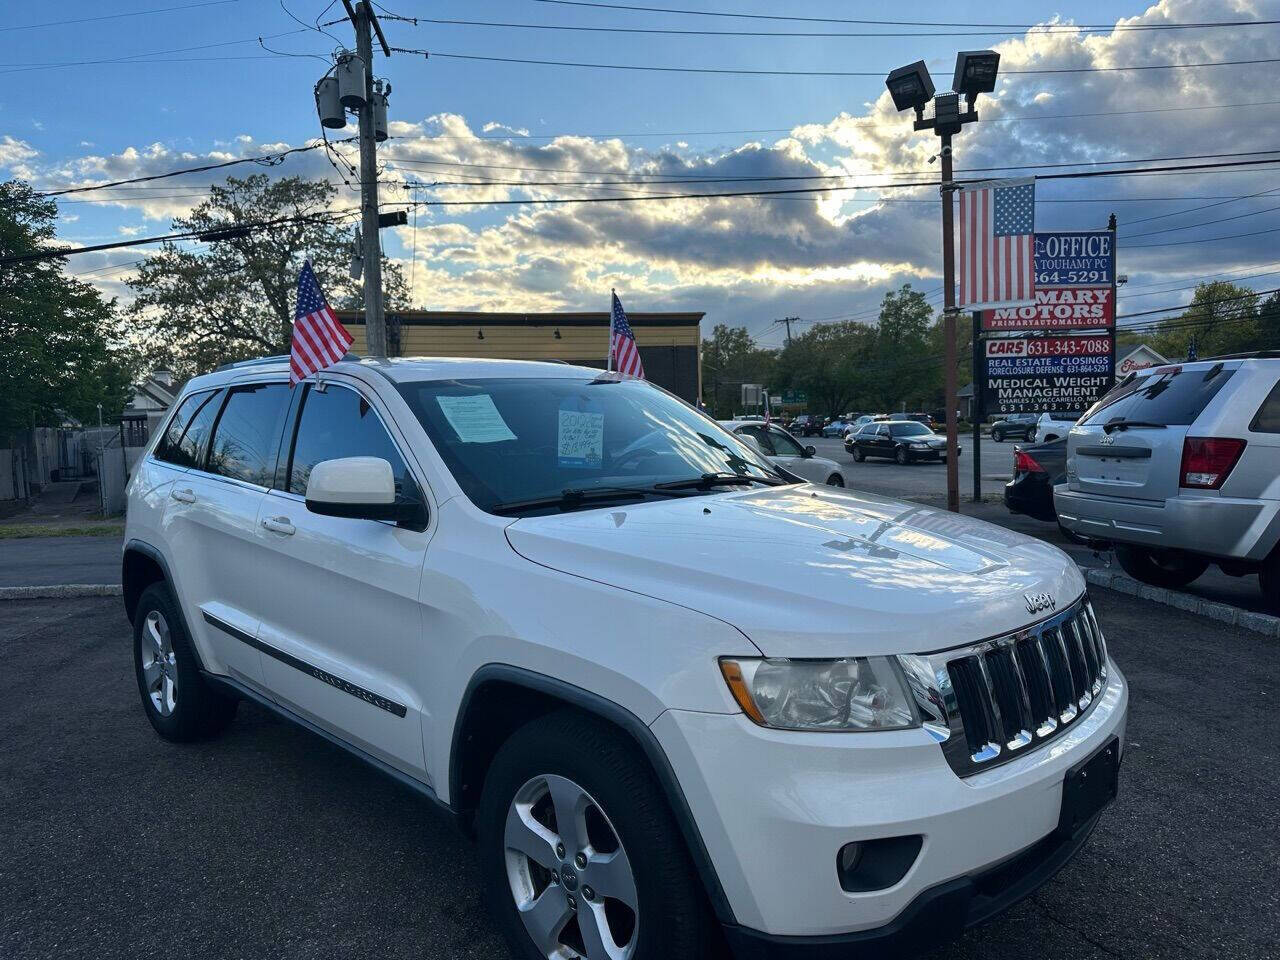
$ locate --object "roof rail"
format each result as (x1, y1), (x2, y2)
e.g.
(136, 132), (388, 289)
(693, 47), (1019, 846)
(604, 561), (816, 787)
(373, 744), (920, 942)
(214, 352), (359, 372)
(1195, 350), (1280, 362)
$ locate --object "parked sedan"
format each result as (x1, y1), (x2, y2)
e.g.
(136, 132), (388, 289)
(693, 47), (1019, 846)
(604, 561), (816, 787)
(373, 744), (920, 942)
(820, 419), (849, 438)
(1004, 437), (1089, 543)
(790, 414), (822, 437)
(719, 421), (847, 486)
(846, 420), (959, 464)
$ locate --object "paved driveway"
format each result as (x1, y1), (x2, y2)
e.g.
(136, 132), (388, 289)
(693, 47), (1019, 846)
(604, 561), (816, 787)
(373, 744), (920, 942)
(1, 594), (1276, 959)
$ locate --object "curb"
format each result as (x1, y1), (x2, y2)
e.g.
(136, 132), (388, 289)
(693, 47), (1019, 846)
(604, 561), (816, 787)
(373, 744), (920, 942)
(1082, 567), (1280, 638)
(0, 584), (122, 601)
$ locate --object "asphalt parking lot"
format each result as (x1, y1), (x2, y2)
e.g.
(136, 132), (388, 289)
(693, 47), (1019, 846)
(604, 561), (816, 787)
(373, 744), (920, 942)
(2, 593), (1277, 959)
(808, 434), (1014, 501)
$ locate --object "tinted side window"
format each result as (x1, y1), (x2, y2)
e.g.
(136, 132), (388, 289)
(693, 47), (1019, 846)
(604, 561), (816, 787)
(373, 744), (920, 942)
(159, 390), (223, 469)
(1251, 378), (1280, 433)
(737, 425), (776, 456)
(1079, 365), (1235, 427)
(768, 428), (805, 457)
(288, 385), (415, 500)
(154, 391), (212, 465)
(207, 384), (290, 486)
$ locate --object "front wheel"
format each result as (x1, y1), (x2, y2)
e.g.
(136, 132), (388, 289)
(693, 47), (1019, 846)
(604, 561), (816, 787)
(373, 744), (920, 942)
(1115, 545), (1209, 589)
(895, 446), (909, 465)
(992, 430), (1004, 442)
(851, 446), (865, 462)
(826, 473), (845, 487)
(133, 582), (237, 742)
(479, 711), (716, 960)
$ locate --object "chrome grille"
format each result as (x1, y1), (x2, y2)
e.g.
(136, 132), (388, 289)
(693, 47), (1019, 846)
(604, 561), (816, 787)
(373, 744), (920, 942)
(898, 597), (1109, 777)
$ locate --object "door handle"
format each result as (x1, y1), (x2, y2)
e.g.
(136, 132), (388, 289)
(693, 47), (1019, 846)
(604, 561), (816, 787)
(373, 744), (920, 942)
(170, 487), (196, 504)
(261, 516), (296, 536)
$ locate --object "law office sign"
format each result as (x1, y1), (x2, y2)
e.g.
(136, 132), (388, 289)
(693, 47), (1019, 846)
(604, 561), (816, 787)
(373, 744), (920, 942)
(982, 230), (1116, 332)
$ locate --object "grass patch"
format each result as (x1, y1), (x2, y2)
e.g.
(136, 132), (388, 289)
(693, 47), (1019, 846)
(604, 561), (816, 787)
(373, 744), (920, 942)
(0, 523), (124, 539)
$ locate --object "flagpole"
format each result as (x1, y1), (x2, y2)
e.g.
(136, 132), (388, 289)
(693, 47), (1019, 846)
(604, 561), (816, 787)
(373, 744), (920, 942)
(606, 288), (615, 372)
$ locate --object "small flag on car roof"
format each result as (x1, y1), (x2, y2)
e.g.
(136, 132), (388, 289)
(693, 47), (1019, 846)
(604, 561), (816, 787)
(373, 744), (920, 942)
(608, 290), (645, 379)
(290, 260), (353, 386)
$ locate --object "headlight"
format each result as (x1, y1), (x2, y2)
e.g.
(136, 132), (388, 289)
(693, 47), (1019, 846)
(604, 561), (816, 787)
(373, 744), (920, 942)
(910, 441), (930, 448)
(719, 657), (918, 731)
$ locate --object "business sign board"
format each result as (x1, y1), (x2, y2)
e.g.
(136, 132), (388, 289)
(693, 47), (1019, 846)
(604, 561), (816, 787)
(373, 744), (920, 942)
(982, 335), (1114, 414)
(982, 230), (1116, 332)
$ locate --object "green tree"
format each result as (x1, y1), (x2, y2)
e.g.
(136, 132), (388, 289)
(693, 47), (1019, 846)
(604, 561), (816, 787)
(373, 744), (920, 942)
(771, 320), (878, 416)
(1144, 281), (1260, 360)
(700, 323), (776, 417)
(870, 284), (937, 410)
(127, 175), (408, 377)
(0, 180), (133, 441)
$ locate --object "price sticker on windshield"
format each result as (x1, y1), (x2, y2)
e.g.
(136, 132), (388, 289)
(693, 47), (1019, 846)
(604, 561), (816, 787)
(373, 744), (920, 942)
(558, 409), (604, 468)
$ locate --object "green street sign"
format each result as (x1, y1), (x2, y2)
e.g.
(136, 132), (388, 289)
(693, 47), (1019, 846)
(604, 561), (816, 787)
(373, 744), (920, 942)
(781, 390), (808, 404)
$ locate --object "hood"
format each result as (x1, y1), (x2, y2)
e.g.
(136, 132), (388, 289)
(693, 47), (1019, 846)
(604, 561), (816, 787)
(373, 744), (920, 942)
(505, 485), (1084, 658)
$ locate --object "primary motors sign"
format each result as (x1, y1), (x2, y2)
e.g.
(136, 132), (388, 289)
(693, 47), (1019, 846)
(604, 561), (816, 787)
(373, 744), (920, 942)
(982, 335), (1114, 414)
(982, 230), (1116, 332)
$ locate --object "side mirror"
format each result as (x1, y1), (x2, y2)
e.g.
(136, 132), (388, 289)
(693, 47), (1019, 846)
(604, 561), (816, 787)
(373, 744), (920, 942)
(804, 445), (816, 458)
(305, 456), (426, 529)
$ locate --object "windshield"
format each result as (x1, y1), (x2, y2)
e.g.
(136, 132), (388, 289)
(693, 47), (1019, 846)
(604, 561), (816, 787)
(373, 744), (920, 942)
(889, 422), (933, 437)
(397, 376), (785, 514)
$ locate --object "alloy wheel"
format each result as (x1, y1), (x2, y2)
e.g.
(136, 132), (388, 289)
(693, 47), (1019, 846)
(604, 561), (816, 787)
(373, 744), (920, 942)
(504, 774), (639, 960)
(139, 609), (178, 717)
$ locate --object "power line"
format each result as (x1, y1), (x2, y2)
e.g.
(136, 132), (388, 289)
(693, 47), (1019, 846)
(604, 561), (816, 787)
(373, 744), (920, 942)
(390, 15), (1276, 38)
(1123, 202), (1280, 240)
(0, 30), (309, 75)
(1121, 185), (1280, 227)
(31, 141), (347, 198)
(1126, 224), (1280, 249)
(0, 0), (241, 32)
(528, 1), (1277, 31)
(409, 49), (1280, 78)
(382, 99), (1280, 142)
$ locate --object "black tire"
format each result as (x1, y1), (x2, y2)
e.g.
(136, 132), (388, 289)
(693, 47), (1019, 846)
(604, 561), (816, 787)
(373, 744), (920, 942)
(479, 710), (717, 960)
(826, 473), (845, 487)
(1115, 545), (1210, 589)
(895, 446), (909, 465)
(133, 582), (237, 742)
(851, 446), (865, 462)
(1260, 555), (1280, 611)
(992, 429), (1004, 442)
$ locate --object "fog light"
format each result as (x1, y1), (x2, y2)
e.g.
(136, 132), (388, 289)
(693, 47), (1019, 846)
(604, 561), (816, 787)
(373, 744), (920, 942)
(837, 835), (923, 893)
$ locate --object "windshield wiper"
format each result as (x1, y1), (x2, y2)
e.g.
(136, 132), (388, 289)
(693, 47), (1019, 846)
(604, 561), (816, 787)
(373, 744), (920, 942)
(653, 472), (787, 491)
(1103, 418), (1168, 434)
(490, 485), (685, 516)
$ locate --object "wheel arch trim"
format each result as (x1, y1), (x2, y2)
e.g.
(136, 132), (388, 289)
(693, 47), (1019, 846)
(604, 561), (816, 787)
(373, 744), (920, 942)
(450, 662), (737, 924)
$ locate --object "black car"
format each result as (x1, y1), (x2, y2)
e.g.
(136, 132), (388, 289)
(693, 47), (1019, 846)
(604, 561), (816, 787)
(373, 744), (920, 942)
(1003, 437), (1091, 543)
(989, 412), (1038, 442)
(846, 420), (959, 464)
(791, 414), (822, 437)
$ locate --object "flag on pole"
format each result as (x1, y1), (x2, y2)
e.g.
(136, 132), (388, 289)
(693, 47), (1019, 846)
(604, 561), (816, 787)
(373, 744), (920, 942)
(290, 260), (353, 386)
(609, 291), (645, 379)
(958, 177), (1036, 311)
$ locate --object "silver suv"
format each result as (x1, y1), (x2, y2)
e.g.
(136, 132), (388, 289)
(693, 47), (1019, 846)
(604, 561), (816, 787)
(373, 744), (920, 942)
(1056, 355), (1280, 606)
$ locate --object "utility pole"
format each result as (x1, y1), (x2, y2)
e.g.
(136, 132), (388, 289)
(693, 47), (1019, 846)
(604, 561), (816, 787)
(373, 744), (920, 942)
(971, 310), (982, 502)
(781, 316), (799, 346)
(345, 1), (390, 356)
(939, 137), (961, 512)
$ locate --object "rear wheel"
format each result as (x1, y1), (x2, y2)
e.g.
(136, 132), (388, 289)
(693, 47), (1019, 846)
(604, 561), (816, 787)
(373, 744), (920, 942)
(992, 429), (1004, 442)
(133, 582), (237, 742)
(479, 711), (716, 960)
(1115, 545), (1209, 589)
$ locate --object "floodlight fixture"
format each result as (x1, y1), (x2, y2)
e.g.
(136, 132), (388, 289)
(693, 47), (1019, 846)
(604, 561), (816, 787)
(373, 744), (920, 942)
(953, 50), (1000, 102)
(885, 61), (935, 115)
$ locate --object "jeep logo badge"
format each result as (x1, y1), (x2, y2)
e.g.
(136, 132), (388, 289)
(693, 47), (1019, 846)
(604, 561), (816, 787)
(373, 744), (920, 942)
(1024, 592), (1057, 615)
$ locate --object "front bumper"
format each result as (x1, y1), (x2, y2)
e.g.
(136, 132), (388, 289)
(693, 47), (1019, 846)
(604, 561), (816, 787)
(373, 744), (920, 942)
(651, 665), (1127, 942)
(906, 444), (959, 461)
(1055, 488), (1279, 560)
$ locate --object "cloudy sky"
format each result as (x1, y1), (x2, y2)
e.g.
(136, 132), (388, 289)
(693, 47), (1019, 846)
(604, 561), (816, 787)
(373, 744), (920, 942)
(4, 0), (1278, 345)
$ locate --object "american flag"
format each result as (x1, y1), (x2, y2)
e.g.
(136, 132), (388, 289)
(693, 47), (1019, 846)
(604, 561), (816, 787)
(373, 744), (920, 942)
(609, 291), (645, 379)
(958, 178), (1036, 311)
(290, 260), (353, 386)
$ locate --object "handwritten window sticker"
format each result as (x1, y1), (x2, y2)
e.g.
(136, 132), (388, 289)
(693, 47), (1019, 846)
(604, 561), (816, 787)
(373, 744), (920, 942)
(436, 394), (517, 444)
(557, 402), (604, 469)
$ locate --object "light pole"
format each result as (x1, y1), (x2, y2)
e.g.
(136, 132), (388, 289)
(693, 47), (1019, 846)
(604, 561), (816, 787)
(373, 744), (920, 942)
(886, 52), (1000, 513)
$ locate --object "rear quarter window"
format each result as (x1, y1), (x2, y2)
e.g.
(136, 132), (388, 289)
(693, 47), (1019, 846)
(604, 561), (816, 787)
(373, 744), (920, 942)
(1250, 378), (1280, 433)
(1079, 364), (1235, 427)
(154, 390), (220, 467)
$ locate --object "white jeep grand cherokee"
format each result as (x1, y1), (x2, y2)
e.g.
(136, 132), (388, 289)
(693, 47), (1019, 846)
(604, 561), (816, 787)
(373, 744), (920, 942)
(123, 355), (1127, 960)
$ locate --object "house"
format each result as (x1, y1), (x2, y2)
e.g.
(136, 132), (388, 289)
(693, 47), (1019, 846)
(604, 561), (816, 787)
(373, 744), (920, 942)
(1117, 344), (1168, 377)
(122, 369), (178, 447)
